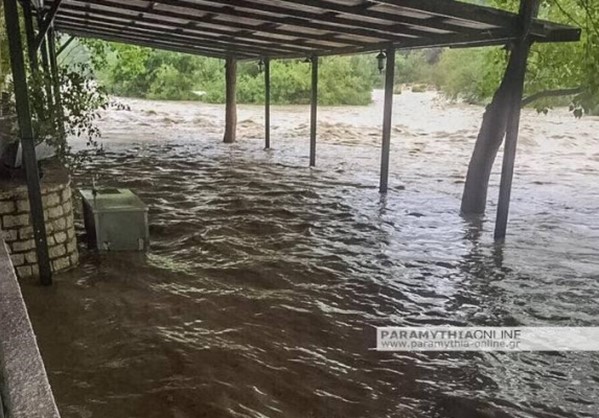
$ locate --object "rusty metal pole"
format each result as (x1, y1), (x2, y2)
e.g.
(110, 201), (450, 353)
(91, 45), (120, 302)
(223, 56), (237, 143)
(379, 46), (395, 193)
(309, 55), (318, 167)
(264, 57), (271, 149)
(494, 0), (539, 240)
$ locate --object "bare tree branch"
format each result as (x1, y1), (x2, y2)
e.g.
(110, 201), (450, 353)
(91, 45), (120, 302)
(521, 86), (583, 106)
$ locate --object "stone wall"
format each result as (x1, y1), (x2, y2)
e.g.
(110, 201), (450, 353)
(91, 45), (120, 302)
(0, 171), (78, 279)
(0, 240), (62, 418)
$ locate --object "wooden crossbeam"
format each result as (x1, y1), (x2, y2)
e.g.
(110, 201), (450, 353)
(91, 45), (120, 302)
(57, 3), (355, 51)
(56, 25), (250, 59)
(375, 0), (515, 28)
(58, 12), (309, 54)
(149, 0), (416, 42)
(275, 0), (482, 34)
(47, 0), (580, 60)
(55, 20), (261, 58)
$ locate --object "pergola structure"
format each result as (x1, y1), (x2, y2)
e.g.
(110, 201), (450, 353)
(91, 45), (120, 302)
(3, 0), (580, 285)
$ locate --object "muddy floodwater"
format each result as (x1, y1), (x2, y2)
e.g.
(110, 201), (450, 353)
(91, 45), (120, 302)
(21, 90), (599, 418)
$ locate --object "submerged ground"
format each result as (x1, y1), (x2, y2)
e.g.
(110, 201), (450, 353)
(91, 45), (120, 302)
(21, 90), (599, 418)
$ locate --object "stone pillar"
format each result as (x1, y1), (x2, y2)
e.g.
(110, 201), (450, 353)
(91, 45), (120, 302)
(0, 178), (78, 279)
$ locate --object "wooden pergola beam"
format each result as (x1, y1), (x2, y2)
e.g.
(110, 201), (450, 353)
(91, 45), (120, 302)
(56, 0), (372, 48)
(276, 0), (484, 34)
(148, 0), (415, 43)
(61, 0), (365, 48)
(58, 11), (310, 54)
(45, 0), (579, 60)
(55, 5), (331, 53)
(55, 17), (300, 57)
(58, 26), (253, 59)
(199, 0), (457, 39)
(376, 0), (516, 29)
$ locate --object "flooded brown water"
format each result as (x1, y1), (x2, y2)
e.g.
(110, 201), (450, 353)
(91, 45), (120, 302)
(21, 90), (599, 418)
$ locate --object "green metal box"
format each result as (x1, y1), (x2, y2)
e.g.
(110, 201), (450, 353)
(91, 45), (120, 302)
(80, 188), (149, 251)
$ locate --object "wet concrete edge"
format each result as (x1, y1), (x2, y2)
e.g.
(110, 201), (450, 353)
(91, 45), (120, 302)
(0, 240), (60, 418)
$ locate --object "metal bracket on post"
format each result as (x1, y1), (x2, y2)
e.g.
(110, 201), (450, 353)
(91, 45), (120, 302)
(57, 35), (74, 56)
(4, 0), (53, 285)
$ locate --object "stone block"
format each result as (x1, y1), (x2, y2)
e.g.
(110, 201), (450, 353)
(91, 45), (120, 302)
(66, 239), (77, 253)
(10, 253), (25, 266)
(0, 187), (27, 201)
(24, 251), (37, 264)
(47, 206), (64, 220)
(52, 256), (70, 272)
(52, 217), (66, 231)
(12, 239), (35, 253)
(66, 215), (74, 228)
(19, 226), (34, 240)
(55, 231), (67, 244)
(16, 265), (32, 278)
(3, 229), (18, 242)
(61, 188), (72, 202)
(16, 199), (30, 213)
(0, 201), (16, 215)
(42, 193), (60, 208)
(67, 227), (75, 239)
(49, 244), (66, 259)
(69, 252), (78, 266)
(3, 214), (30, 229)
(62, 200), (73, 214)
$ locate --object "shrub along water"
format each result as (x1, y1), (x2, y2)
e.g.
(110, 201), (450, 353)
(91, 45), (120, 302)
(93, 43), (381, 105)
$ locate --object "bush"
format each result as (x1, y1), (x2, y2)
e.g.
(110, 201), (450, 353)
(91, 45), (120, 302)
(95, 42), (380, 105)
(431, 48), (503, 104)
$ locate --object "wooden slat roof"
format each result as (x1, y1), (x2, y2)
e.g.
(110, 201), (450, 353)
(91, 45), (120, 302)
(42, 0), (581, 60)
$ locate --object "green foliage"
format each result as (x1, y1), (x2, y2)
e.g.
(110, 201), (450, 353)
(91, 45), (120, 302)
(1, 17), (109, 172)
(394, 50), (440, 85)
(384, 0), (599, 114)
(26, 64), (108, 161)
(0, 1), (9, 92)
(94, 42), (379, 105)
(430, 48), (505, 104)
(437, 0), (599, 114)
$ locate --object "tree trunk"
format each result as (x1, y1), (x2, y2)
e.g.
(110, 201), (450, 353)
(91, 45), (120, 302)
(223, 56), (237, 144)
(461, 0), (539, 216)
(460, 62), (513, 215)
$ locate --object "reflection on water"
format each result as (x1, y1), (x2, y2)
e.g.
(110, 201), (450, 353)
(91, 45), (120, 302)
(21, 91), (599, 418)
